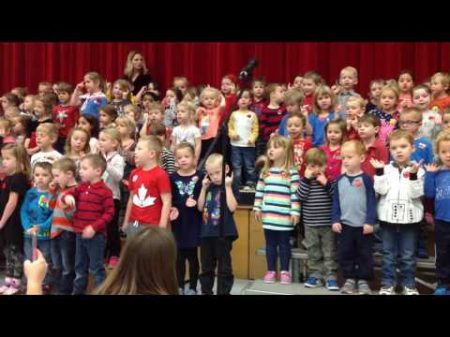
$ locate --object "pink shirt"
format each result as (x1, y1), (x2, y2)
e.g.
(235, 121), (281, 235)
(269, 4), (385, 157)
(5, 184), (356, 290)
(320, 145), (342, 182)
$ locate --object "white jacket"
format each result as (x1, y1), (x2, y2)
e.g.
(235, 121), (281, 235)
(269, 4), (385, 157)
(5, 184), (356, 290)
(102, 151), (125, 200)
(374, 162), (424, 224)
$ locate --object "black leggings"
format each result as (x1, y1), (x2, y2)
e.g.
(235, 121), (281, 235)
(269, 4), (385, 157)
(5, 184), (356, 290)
(176, 248), (199, 290)
(105, 199), (121, 258)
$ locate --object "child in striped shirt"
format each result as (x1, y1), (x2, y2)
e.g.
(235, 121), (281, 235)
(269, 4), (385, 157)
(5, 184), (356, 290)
(253, 135), (300, 285)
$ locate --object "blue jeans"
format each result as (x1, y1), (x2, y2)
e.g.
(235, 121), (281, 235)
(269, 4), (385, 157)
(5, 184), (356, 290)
(264, 229), (292, 272)
(230, 146), (256, 187)
(73, 233), (106, 295)
(51, 231), (76, 295)
(24, 238), (52, 286)
(381, 223), (418, 287)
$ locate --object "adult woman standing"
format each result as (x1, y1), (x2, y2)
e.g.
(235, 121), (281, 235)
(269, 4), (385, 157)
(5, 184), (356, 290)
(122, 50), (153, 96)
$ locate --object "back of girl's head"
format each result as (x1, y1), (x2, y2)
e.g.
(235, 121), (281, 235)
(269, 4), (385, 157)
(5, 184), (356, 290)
(65, 127), (91, 155)
(313, 85), (337, 114)
(175, 142), (195, 157)
(263, 135), (293, 175)
(100, 105), (118, 122)
(79, 114), (100, 138)
(325, 118), (347, 144)
(100, 127), (122, 148)
(95, 227), (178, 295)
(1, 144), (30, 177)
(115, 116), (136, 139)
(284, 89), (304, 107)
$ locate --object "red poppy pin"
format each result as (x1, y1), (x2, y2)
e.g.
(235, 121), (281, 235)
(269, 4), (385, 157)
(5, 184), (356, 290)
(403, 171), (410, 179)
(353, 179), (362, 188)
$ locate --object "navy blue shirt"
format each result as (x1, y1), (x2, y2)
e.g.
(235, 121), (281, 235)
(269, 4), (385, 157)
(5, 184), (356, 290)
(170, 171), (203, 248)
(201, 183), (239, 240)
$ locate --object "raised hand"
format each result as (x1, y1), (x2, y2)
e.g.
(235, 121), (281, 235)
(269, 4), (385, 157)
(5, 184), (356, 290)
(316, 172), (328, 186)
(225, 173), (234, 187)
(409, 159), (424, 174)
(370, 158), (385, 169)
(202, 176), (211, 189)
(424, 163), (439, 173)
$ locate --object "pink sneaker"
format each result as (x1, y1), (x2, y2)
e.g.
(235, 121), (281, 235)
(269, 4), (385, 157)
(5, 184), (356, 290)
(0, 277), (12, 294)
(108, 256), (119, 268)
(264, 271), (276, 283)
(280, 271), (292, 285)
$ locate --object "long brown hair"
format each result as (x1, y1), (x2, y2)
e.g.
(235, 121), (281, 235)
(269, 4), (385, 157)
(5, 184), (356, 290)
(95, 227), (178, 295)
(261, 135), (294, 176)
(1, 144), (31, 177)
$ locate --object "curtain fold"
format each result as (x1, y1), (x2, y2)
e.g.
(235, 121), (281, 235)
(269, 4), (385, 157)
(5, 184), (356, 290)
(1, 42), (448, 96)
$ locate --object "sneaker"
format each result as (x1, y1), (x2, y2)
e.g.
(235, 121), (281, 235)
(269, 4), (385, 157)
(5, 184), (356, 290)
(341, 279), (356, 294)
(263, 271), (276, 284)
(358, 280), (372, 295)
(379, 285), (395, 295)
(280, 271), (292, 285)
(0, 277), (12, 294)
(185, 288), (197, 295)
(108, 256), (119, 268)
(326, 279), (339, 291)
(402, 286), (419, 295)
(434, 287), (450, 295)
(304, 276), (321, 288)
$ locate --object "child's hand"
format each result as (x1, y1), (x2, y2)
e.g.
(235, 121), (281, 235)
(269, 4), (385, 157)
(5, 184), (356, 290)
(202, 176), (211, 189)
(185, 196), (197, 208)
(363, 224), (373, 235)
(316, 173), (328, 186)
(24, 249), (48, 286)
(332, 222), (342, 233)
(409, 159), (423, 174)
(76, 82), (85, 93)
(370, 159), (385, 169)
(169, 207), (179, 220)
(424, 163), (439, 173)
(254, 210), (261, 223)
(27, 225), (39, 235)
(106, 82), (112, 91)
(64, 195), (76, 208)
(300, 106), (309, 116)
(290, 215), (299, 225)
(82, 225), (95, 239)
(225, 173), (234, 187)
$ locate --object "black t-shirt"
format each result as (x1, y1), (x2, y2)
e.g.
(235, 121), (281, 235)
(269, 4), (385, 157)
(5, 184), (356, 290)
(123, 73), (153, 96)
(0, 173), (29, 246)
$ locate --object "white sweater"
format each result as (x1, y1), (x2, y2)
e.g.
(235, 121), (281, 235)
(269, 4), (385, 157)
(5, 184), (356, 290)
(102, 151), (125, 200)
(374, 162), (424, 224)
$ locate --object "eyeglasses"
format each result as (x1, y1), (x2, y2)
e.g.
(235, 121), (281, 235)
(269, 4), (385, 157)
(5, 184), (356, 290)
(399, 120), (421, 125)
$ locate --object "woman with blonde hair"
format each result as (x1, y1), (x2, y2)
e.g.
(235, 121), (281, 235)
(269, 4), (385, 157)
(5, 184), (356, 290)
(122, 50), (153, 96)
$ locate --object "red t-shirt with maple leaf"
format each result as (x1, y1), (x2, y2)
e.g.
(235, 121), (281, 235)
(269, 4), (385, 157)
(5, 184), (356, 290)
(128, 166), (171, 225)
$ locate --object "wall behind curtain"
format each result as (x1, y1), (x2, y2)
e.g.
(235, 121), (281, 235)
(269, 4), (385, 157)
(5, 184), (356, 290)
(1, 42), (449, 96)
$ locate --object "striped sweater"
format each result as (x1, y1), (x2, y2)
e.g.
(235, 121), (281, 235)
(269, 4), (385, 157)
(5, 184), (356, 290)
(297, 177), (334, 227)
(253, 167), (301, 231)
(51, 185), (77, 239)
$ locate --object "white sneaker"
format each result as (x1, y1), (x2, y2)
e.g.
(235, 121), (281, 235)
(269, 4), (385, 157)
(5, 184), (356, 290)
(0, 277), (12, 294)
(402, 286), (419, 295)
(3, 279), (21, 295)
(379, 286), (395, 295)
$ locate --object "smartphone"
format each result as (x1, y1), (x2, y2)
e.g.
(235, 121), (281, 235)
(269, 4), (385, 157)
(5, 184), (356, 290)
(32, 234), (38, 261)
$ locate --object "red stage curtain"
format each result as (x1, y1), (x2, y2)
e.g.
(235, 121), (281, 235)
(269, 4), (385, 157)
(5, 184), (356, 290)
(1, 42), (449, 97)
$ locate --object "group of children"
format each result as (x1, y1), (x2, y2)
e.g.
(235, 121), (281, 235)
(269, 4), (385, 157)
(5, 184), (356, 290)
(0, 61), (449, 295)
